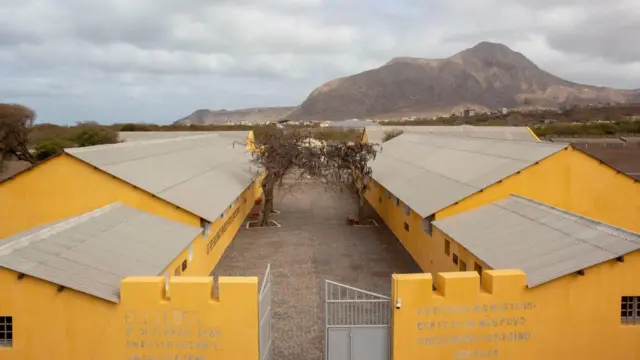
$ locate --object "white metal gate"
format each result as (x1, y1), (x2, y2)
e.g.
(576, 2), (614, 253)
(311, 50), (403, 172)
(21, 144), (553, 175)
(325, 280), (390, 360)
(259, 264), (272, 360)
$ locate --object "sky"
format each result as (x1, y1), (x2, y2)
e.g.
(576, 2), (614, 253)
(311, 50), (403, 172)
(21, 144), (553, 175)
(1, 0), (639, 125)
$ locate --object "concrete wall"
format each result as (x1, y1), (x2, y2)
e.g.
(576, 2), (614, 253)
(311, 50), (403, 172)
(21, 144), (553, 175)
(393, 262), (640, 360)
(0, 273), (259, 360)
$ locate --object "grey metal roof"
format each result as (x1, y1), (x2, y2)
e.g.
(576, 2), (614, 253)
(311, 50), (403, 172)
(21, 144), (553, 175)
(328, 120), (380, 129)
(0, 203), (201, 302)
(366, 125), (537, 143)
(433, 195), (640, 287)
(66, 133), (255, 222)
(119, 131), (250, 143)
(371, 133), (567, 218)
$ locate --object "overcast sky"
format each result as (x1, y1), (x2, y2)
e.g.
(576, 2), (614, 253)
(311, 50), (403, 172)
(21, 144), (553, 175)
(1, 0), (639, 124)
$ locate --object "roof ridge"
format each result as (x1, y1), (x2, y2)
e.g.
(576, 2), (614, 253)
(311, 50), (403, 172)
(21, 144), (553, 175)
(397, 133), (567, 161)
(0, 203), (121, 257)
(509, 195), (640, 243)
(383, 128), (551, 144)
(66, 133), (223, 154)
(490, 201), (617, 256)
(67, 135), (240, 169)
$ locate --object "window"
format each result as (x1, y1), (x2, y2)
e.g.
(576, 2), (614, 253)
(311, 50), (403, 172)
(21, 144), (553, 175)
(622, 296), (640, 325)
(445, 239), (451, 256)
(201, 218), (211, 237)
(181, 260), (188, 272)
(0, 316), (12, 348)
(221, 210), (226, 220)
(474, 263), (483, 277)
(423, 215), (435, 236)
(386, 190), (391, 199)
(452, 253), (458, 265)
(174, 266), (181, 277)
(188, 244), (194, 261)
(459, 260), (467, 271)
(403, 204), (411, 216)
(378, 196), (382, 203)
(243, 196), (247, 204)
(404, 222), (410, 232)
(395, 197), (400, 207)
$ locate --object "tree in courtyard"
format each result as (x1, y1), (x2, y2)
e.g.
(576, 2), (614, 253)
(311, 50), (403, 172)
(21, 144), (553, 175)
(249, 128), (324, 227)
(0, 104), (37, 169)
(320, 141), (378, 224)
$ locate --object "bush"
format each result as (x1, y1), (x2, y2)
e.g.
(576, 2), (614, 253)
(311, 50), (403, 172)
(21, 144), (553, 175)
(34, 138), (75, 161)
(71, 127), (119, 147)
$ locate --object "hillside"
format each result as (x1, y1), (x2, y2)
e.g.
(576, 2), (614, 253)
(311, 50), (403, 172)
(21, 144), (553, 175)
(175, 107), (296, 125)
(287, 42), (640, 121)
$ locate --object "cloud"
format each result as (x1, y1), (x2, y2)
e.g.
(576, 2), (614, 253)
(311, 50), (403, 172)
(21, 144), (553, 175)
(0, 0), (639, 124)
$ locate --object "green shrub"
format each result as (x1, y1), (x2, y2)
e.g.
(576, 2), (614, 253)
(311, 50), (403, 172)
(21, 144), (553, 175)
(34, 138), (75, 161)
(71, 127), (119, 147)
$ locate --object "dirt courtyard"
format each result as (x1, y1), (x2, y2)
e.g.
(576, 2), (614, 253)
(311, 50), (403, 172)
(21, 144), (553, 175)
(211, 182), (420, 360)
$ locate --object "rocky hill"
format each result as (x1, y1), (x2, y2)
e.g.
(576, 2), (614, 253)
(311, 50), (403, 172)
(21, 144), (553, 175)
(175, 107), (296, 125)
(287, 42), (640, 121)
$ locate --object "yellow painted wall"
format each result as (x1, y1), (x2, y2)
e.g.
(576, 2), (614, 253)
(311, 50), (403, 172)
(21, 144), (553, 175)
(0, 267), (118, 360)
(393, 255), (640, 360)
(0, 272), (259, 360)
(163, 183), (262, 278)
(438, 147), (639, 232)
(365, 183), (434, 271)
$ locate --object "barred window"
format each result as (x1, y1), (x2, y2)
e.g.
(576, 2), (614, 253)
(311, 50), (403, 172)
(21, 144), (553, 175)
(200, 219), (211, 237)
(622, 296), (640, 325)
(423, 215), (435, 236)
(0, 316), (12, 348)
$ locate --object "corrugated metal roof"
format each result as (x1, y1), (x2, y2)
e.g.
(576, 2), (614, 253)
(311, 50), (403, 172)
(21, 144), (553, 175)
(433, 195), (640, 287)
(66, 133), (255, 222)
(366, 125), (537, 143)
(0, 203), (201, 302)
(371, 133), (566, 218)
(328, 120), (380, 129)
(119, 131), (249, 143)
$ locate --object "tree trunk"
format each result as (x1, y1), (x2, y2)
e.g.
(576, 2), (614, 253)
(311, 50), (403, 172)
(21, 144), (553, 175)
(356, 187), (367, 224)
(260, 176), (276, 227)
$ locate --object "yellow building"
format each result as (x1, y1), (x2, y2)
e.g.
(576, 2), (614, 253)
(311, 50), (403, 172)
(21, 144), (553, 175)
(0, 133), (264, 359)
(366, 132), (639, 273)
(365, 131), (640, 359)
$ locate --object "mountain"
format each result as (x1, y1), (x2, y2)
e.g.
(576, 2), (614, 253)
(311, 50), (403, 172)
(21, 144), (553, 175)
(174, 107), (296, 125)
(287, 42), (640, 121)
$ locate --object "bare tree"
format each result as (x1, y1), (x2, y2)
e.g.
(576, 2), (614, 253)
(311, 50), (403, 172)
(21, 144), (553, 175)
(249, 128), (324, 227)
(0, 104), (37, 169)
(320, 141), (378, 223)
